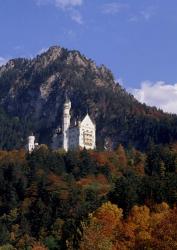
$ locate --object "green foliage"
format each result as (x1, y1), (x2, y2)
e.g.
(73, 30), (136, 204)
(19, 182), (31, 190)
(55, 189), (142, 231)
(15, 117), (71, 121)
(0, 142), (176, 248)
(145, 144), (177, 175)
(0, 244), (15, 250)
(1, 46), (177, 249)
(0, 148), (109, 249)
(44, 236), (59, 250)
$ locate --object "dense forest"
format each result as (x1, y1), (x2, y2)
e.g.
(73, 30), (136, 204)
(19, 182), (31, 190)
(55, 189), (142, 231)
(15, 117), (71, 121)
(0, 46), (177, 151)
(0, 144), (177, 249)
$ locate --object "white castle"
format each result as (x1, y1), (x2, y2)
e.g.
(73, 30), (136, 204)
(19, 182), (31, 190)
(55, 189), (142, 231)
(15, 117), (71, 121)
(26, 98), (96, 153)
(52, 97), (96, 151)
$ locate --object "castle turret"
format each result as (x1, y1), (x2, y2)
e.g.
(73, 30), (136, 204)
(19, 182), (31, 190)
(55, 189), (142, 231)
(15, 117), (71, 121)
(26, 134), (39, 153)
(63, 97), (71, 151)
(27, 135), (35, 153)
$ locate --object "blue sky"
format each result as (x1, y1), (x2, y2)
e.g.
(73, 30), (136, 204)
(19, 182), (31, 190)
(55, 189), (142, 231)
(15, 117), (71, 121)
(1, 0), (177, 113)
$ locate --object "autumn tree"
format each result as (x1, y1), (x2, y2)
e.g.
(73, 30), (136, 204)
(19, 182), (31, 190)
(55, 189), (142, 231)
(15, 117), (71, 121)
(116, 144), (127, 168)
(31, 242), (48, 250)
(151, 207), (177, 250)
(80, 202), (123, 250)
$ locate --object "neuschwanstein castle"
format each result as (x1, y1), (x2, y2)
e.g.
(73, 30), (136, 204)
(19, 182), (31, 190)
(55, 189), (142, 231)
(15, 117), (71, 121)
(52, 97), (96, 151)
(27, 97), (96, 152)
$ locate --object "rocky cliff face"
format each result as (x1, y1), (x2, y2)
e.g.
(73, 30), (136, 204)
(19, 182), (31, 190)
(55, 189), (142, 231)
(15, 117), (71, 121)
(0, 46), (115, 122)
(0, 46), (177, 150)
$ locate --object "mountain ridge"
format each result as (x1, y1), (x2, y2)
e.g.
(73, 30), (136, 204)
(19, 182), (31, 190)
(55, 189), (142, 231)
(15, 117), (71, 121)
(0, 45), (176, 150)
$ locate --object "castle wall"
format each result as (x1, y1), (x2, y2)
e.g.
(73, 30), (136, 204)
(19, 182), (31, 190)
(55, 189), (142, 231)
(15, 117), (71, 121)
(69, 127), (80, 150)
(79, 115), (96, 150)
(52, 133), (63, 150)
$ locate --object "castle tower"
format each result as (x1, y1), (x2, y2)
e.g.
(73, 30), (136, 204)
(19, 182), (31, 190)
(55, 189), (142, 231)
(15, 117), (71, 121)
(63, 96), (71, 151)
(27, 135), (35, 153)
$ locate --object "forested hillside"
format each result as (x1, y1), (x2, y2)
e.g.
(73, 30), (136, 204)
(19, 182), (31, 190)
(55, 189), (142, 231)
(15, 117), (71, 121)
(0, 46), (177, 150)
(1, 46), (177, 249)
(0, 144), (177, 249)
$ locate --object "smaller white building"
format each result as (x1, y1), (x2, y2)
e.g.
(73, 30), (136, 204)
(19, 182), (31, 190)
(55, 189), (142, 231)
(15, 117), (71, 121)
(26, 135), (39, 153)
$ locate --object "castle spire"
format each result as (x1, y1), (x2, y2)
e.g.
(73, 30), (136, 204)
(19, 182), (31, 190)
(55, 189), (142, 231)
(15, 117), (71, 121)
(65, 92), (70, 102)
(62, 95), (71, 152)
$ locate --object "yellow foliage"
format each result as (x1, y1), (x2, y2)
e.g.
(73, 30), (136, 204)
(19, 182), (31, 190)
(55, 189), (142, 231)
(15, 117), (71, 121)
(94, 201), (123, 226)
(115, 203), (174, 249)
(80, 202), (123, 250)
(153, 202), (169, 213)
(129, 205), (150, 230)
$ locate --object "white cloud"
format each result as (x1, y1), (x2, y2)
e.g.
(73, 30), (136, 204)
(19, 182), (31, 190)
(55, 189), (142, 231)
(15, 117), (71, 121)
(140, 11), (152, 21)
(0, 57), (8, 66)
(101, 2), (129, 15)
(130, 81), (177, 114)
(55, 0), (82, 9)
(36, 0), (82, 8)
(128, 16), (138, 22)
(35, 0), (51, 6)
(35, 0), (83, 24)
(66, 29), (76, 37)
(70, 9), (83, 24)
(129, 6), (156, 22)
(140, 8), (155, 21)
(14, 45), (23, 51)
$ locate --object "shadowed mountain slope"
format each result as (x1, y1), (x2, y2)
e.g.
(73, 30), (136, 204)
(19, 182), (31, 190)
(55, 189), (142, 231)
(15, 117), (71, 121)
(0, 46), (176, 150)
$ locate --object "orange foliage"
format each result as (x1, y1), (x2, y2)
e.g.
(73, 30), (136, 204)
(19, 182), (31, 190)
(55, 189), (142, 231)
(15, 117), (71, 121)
(0, 149), (26, 166)
(77, 176), (94, 187)
(132, 163), (145, 175)
(80, 202), (123, 250)
(21, 198), (32, 213)
(77, 175), (110, 196)
(169, 143), (177, 154)
(116, 144), (127, 167)
(47, 173), (69, 200)
(80, 202), (175, 250)
(94, 202), (123, 236)
(47, 173), (67, 190)
(96, 174), (108, 185)
(31, 242), (48, 250)
(91, 152), (108, 166)
(114, 221), (135, 250)
(47, 173), (62, 187)
(90, 151), (120, 175)
(151, 207), (177, 250)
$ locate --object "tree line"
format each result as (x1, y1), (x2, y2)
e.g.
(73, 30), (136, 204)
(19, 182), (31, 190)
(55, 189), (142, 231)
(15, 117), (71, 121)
(0, 143), (176, 249)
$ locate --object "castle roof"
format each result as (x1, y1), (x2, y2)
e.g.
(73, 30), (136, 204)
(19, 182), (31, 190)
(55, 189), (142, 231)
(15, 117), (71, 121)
(69, 114), (95, 130)
(64, 93), (71, 104)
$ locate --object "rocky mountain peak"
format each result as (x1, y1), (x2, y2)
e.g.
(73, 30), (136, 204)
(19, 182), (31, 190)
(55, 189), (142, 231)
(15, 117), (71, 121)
(42, 46), (63, 59)
(66, 51), (88, 67)
(0, 45), (176, 150)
